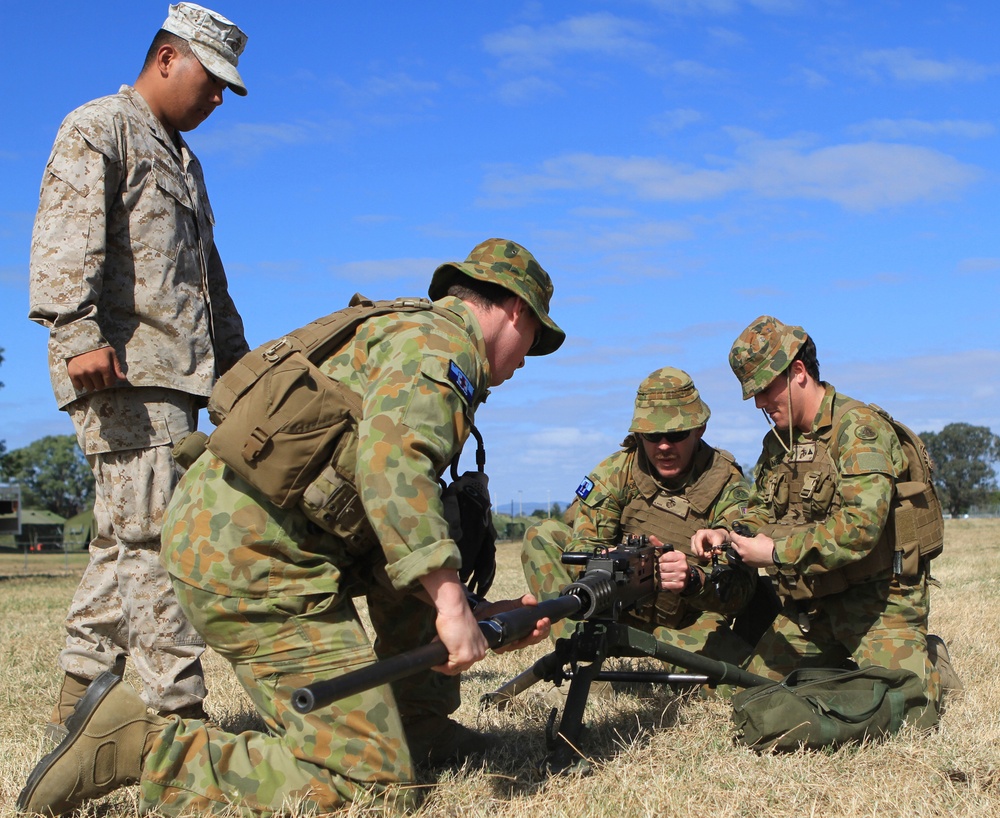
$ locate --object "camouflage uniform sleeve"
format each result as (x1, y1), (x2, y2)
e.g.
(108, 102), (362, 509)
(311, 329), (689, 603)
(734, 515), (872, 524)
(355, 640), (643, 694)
(570, 449), (635, 549)
(28, 118), (119, 360)
(205, 242), (249, 375)
(769, 406), (902, 575)
(355, 322), (481, 592)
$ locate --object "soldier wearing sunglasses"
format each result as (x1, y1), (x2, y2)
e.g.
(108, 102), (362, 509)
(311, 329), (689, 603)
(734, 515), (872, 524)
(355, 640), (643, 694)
(522, 368), (773, 678)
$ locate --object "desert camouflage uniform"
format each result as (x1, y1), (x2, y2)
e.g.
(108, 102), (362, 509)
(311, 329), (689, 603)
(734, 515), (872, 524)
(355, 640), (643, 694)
(523, 439), (756, 668)
(147, 296), (492, 813)
(739, 384), (940, 714)
(28, 86), (248, 712)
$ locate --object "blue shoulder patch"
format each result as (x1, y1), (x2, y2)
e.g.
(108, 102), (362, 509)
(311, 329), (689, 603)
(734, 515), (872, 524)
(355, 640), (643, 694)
(576, 477), (595, 500)
(448, 361), (475, 403)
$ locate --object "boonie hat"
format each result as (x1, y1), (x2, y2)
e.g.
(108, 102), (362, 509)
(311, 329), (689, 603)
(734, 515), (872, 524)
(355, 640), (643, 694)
(162, 3), (248, 96)
(729, 315), (808, 399)
(629, 367), (710, 434)
(429, 238), (565, 356)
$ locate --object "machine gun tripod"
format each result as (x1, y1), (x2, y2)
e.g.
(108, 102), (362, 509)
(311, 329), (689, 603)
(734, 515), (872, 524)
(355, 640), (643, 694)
(481, 615), (769, 773)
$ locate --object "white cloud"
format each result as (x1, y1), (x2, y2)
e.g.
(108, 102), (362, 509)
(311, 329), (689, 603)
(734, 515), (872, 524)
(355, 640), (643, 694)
(483, 13), (658, 72)
(856, 48), (1000, 83)
(482, 136), (981, 211)
(650, 108), (704, 135)
(851, 118), (996, 140)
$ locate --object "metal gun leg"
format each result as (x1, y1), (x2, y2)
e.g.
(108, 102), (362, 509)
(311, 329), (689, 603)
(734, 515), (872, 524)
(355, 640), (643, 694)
(545, 659), (604, 774)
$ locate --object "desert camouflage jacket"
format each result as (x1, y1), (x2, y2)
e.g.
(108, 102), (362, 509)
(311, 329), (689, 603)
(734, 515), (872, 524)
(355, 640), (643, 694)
(29, 85), (248, 409)
(742, 383), (904, 581)
(318, 296), (491, 591)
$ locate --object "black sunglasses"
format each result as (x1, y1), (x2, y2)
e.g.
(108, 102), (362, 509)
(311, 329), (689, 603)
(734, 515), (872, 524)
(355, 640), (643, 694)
(641, 429), (692, 444)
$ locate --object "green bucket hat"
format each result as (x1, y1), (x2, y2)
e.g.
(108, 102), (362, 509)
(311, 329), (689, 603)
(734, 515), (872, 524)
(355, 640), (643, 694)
(428, 238), (565, 356)
(729, 315), (808, 399)
(628, 367), (710, 434)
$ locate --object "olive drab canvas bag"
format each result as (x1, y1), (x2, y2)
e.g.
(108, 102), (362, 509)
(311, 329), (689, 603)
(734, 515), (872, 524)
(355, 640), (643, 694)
(204, 294), (457, 551)
(731, 665), (937, 752)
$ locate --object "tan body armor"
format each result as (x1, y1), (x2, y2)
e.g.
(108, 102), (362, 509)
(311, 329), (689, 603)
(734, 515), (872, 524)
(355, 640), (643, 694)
(760, 398), (894, 601)
(619, 444), (742, 627)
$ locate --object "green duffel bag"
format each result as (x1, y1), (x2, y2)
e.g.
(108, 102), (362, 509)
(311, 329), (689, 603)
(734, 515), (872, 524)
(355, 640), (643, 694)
(731, 665), (938, 752)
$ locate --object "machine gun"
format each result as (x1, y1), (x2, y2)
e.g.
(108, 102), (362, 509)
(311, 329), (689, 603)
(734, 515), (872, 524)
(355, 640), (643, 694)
(290, 533), (662, 713)
(480, 535), (770, 771)
(292, 534), (768, 771)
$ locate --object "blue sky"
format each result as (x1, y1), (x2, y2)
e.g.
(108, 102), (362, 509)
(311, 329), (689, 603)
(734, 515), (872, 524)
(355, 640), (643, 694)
(1, 0), (998, 511)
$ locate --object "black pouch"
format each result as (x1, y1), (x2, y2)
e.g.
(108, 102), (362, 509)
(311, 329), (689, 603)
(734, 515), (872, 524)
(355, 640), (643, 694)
(440, 425), (496, 598)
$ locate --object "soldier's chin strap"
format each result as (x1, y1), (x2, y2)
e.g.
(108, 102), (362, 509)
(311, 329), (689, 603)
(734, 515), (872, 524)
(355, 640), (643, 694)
(762, 369), (794, 454)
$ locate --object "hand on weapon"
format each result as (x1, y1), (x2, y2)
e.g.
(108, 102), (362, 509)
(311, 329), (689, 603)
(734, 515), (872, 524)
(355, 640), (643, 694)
(728, 520), (776, 569)
(472, 594), (552, 654)
(657, 544), (690, 593)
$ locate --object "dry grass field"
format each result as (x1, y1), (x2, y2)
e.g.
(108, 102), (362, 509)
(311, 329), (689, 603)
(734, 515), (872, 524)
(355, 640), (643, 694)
(2, 518), (998, 817)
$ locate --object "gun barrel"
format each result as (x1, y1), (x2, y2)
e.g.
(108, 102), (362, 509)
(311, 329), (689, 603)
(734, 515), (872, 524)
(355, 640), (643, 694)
(292, 594), (583, 713)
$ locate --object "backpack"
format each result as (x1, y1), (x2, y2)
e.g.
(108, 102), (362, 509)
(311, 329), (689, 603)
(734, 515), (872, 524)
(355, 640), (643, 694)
(205, 294), (458, 552)
(833, 400), (944, 580)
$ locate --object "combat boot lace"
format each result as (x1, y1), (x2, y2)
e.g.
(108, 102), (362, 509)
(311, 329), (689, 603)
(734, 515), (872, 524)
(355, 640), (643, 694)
(18, 671), (166, 816)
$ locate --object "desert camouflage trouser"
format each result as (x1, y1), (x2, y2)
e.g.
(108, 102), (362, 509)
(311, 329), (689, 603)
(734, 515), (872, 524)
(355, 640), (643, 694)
(62, 387), (206, 712)
(142, 452), (453, 814)
(521, 519), (752, 670)
(748, 575), (940, 722)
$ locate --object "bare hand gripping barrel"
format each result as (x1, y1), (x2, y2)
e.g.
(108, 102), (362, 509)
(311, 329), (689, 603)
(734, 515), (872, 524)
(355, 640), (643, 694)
(291, 534), (660, 713)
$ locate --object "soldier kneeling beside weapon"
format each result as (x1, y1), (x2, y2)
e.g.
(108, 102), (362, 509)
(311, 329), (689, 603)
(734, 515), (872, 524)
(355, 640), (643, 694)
(294, 534), (769, 772)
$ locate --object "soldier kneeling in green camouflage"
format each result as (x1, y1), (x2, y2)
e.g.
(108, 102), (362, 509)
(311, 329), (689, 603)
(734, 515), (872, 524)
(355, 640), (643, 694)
(18, 239), (564, 815)
(691, 316), (944, 725)
(522, 368), (772, 681)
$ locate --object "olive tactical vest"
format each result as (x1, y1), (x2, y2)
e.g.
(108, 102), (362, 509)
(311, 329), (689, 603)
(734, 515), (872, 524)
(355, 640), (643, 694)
(761, 396), (896, 601)
(619, 443), (743, 626)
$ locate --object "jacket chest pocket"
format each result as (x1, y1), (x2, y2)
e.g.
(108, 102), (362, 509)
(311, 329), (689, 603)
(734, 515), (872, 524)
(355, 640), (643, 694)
(130, 163), (199, 263)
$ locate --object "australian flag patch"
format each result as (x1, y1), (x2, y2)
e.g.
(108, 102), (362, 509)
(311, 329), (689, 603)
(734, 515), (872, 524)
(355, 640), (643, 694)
(448, 361), (475, 402)
(576, 477), (595, 500)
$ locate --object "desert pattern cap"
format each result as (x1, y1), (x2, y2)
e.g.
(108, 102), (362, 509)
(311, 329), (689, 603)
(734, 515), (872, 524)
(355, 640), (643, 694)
(729, 315), (808, 399)
(629, 367), (711, 434)
(429, 238), (565, 356)
(162, 3), (248, 96)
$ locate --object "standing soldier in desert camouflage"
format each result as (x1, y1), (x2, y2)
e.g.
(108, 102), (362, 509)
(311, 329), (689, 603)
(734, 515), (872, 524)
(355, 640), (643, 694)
(522, 368), (768, 676)
(18, 238), (563, 815)
(691, 316), (943, 723)
(26, 3), (250, 739)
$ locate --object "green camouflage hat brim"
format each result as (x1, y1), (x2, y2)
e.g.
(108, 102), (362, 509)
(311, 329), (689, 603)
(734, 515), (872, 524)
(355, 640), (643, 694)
(628, 367), (711, 434)
(429, 238), (565, 356)
(729, 315), (808, 399)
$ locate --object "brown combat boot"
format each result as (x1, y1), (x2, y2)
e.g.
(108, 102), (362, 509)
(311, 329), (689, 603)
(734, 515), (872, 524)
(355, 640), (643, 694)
(403, 715), (499, 766)
(18, 672), (166, 816)
(927, 634), (964, 693)
(44, 672), (93, 745)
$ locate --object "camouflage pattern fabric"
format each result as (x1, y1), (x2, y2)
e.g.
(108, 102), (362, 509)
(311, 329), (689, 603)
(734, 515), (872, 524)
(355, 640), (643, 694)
(742, 386), (903, 578)
(729, 315), (809, 400)
(28, 83), (247, 717)
(28, 85), (248, 409)
(522, 439), (754, 670)
(428, 238), (565, 356)
(739, 384), (940, 715)
(62, 387), (207, 712)
(149, 299), (495, 812)
(629, 367), (711, 434)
